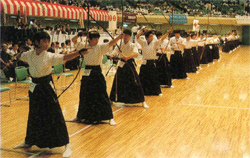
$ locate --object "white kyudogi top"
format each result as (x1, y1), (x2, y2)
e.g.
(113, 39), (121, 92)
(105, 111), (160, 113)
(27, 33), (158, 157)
(112, 40), (138, 57)
(137, 37), (162, 60)
(229, 35), (236, 41)
(20, 49), (64, 78)
(169, 36), (185, 54)
(198, 37), (205, 46)
(222, 36), (230, 43)
(112, 40), (139, 67)
(55, 48), (60, 54)
(83, 43), (111, 66)
(205, 37), (214, 45)
(213, 38), (220, 44)
(9, 49), (18, 57)
(227, 35), (233, 41)
(157, 38), (170, 54)
(183, 40), (193, 49)
(190, 39), (198, 48)
(66, 46), (72, 53)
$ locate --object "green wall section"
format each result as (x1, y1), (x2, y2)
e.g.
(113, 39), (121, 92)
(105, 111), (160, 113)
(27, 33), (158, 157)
(242, 26), (250, 45)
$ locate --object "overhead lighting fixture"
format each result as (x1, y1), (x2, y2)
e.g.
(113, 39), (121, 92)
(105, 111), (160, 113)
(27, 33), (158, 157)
(123, 23), (128, 27)
(44, 18), (54, 21)
(70, 20), (78, 22)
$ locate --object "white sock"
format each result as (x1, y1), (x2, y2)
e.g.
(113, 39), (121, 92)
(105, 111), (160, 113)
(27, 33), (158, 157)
(159, 93), (163, 97)
(13, 141), (31, 149)
(142, 102), (149, 108)
(109, 119), (116, 126)
(62, 144), (72, 158)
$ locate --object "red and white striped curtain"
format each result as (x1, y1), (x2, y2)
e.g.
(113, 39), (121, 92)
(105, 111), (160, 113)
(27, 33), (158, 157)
(0, 0), (113, 22)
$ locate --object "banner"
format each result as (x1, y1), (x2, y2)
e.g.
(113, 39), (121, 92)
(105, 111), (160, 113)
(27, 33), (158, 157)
(236, 15), (250, 25)
(193, 19), (200, 32)
(123, 13), (137, 23)
(108, 11), (117, 31)
(168, 14), (187, 24)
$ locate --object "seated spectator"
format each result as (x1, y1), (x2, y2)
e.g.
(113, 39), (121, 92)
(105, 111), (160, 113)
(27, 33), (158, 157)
(55, 42), (60, 54)
(1, 44), (16, 81)
(60, 43), (67, 54)
(16, 44), (30, 67)
(30, 19), (38, 32)
(65, 23), (71, 34)
(25, 38), (34, 50)
(9, 43), (19, 59)
(48, 42), (56, 53)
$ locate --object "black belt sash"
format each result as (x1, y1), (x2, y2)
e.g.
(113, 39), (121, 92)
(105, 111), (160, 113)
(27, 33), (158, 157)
(31, 74), (53, 84)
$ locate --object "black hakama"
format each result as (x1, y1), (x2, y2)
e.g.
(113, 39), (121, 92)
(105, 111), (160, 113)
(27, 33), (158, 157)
(170, 51), (187, 79)
(198, 46), (203, 62)
(236, 39), (240, 47)
(110, 59), (145, 103)
(156, 53), (172, 87)
(192, 47), (200, 67)
(205, 45), (214, 63)
(183, 49), (197, 73)
(232, 40), (237, 49)
(222, 39), (230, 53)
(229, 41), (234, 51)
(26, 75), (69, 148)
(200, 46), (208, 64)
(139, 60), (161, 95)
(77, 65), (113, 122)
(212, 44), (220, 59)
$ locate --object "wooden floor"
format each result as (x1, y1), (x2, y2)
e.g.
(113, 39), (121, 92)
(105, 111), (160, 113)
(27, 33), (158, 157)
(1, 46), (250, 158)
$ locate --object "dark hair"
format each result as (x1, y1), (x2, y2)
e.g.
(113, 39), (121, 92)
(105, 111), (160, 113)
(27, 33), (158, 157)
(51, 42), (55, 47)
(144, 31), (153, 39)
(32, 31), (50, 48)
(56, 42), (59, 45)
(89, 31), (100, 40)
(174, 30), (181, 34)
(123, 29), (132, 36)
(155, 31), (162, 38)
(191, 33), (196, 37)
(185, 33), (191, 38)
(103, 39), (109, 43)
(12, 43), (18, 47)
(20, 45), (31, 52)
(61, 43), (65, 47)
(65, 40), (71, 45)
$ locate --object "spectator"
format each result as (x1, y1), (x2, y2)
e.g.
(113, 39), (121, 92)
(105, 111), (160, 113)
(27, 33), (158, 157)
(48, 42), (56, 53)
(1, 44), (16, 81)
